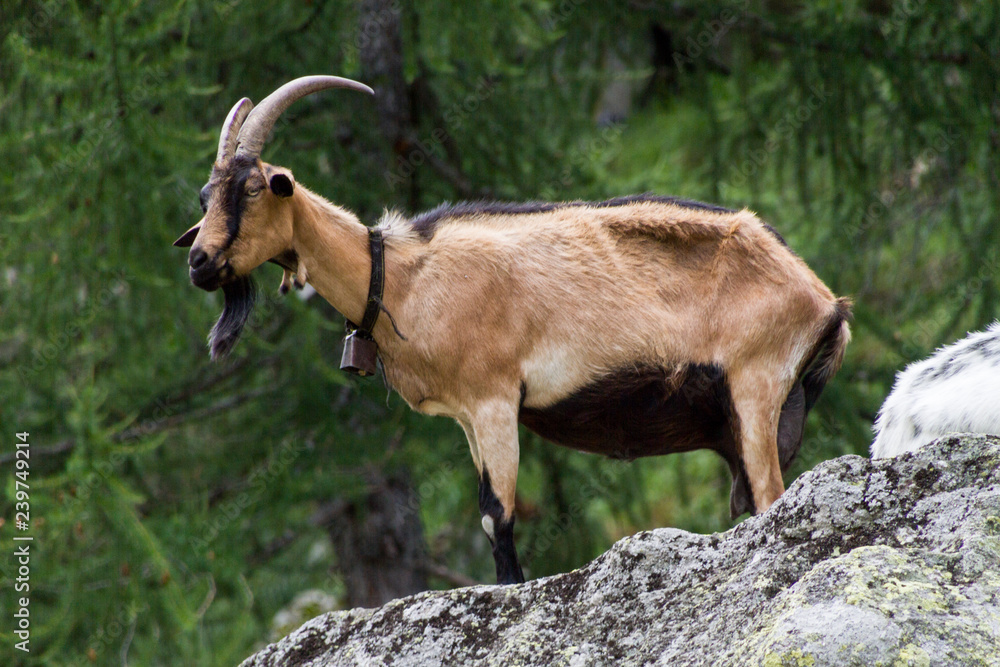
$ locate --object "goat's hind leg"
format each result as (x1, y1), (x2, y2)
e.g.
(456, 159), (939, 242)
(730, 380), (804, 517)
(729, 372), (786, 516)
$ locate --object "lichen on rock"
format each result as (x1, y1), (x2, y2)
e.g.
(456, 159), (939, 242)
(240, 435), (1000, 667)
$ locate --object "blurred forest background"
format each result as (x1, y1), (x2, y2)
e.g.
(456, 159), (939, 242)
(1, 0), (997, 664)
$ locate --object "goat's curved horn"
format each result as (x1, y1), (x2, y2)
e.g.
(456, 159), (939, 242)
(234, 75), (374, 159)
(216, 97), (254, 165)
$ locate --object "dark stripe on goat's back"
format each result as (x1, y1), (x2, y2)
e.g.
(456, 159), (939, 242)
(518, 362), (739, 464)
(408, 194), (737, 240)
(761, 222), (789, 247)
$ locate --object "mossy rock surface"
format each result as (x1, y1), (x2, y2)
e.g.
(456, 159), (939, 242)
(241, 435), (1000, 667)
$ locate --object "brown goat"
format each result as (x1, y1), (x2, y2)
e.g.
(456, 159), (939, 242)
(175, 76), (851, 584)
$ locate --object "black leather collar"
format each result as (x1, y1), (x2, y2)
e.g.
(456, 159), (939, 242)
(341, 228), (384, 376)
(354, 227), (385, 339)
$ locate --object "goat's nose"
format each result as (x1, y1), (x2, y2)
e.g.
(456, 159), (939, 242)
(189, 248), (210, 270)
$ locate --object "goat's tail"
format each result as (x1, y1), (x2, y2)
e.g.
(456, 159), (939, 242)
(801, 297), (853, 413)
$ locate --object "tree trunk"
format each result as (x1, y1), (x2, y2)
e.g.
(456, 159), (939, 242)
(357, 0), (416, 207)
(321, 471), (429, 608)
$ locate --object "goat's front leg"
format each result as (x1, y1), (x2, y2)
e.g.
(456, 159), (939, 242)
(468, 399), (524, 584)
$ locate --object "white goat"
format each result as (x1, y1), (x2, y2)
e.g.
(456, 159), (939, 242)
(872, 321), (1000, 458)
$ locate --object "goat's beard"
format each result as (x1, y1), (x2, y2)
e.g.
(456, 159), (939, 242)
(209, 275), (256, 360)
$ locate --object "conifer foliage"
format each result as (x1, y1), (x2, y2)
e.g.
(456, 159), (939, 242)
(1, 1), (996, 664)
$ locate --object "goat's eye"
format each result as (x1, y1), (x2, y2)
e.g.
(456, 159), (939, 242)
(199, 184), (212, 213)
(247, 186), (262, 197)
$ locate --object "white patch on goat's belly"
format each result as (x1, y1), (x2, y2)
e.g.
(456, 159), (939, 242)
(520, 344), (593, 408)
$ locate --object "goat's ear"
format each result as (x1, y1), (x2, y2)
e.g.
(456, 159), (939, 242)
(269, 172), (295, 198)
(173, 222), (201, 247)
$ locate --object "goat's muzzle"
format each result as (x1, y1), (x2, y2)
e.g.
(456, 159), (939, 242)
(188, 248), (233, 291)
